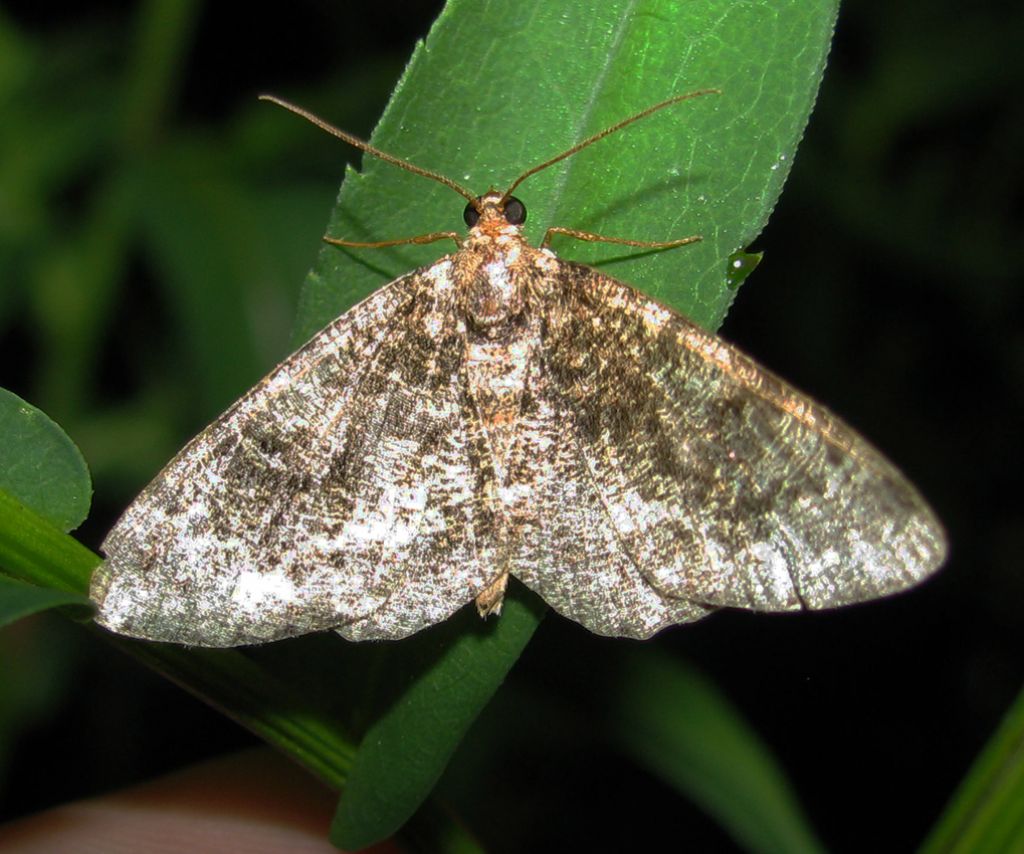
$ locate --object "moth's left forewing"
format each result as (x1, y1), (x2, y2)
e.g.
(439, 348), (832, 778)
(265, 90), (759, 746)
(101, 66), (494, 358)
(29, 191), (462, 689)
(95, 264), (502, 645)
(540, 261), (946, 616)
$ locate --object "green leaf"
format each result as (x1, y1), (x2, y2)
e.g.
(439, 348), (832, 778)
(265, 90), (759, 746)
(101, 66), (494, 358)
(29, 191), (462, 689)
(0, 387), (92, 531)
(610, 648), (825, 854)
(0, 574), (90, 628)
(331, 583), (544, 851)
(919, 685), (1024, 853)
(282, 0), (836, 848)
(0, 387), (92, 630)
(292, 0), (838, 343)
(726, 250), (765, 291)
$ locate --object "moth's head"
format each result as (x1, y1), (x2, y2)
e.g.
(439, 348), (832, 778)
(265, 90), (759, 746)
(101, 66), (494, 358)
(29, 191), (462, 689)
(463, 190), (527, 237)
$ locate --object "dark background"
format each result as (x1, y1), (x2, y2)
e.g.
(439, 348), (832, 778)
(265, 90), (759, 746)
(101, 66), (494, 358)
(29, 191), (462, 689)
(1, 2), (1021, 851)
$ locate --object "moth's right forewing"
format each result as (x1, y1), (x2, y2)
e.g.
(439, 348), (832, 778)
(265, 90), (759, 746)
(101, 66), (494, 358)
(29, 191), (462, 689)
(540, 262), (946, 616)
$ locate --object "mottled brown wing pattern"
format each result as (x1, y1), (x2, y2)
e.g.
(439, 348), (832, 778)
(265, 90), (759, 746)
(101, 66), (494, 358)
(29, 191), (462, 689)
(537, 261), (946, 615)
(503, 367), (713, 639)
(94, 261), (501, 645)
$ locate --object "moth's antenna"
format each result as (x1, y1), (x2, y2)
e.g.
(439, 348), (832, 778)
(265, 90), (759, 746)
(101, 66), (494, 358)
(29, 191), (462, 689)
(501, 89), (721, 202)
(259, 94), (481, 209)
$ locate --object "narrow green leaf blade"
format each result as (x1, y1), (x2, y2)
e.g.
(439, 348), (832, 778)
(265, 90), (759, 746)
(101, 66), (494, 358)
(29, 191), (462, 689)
(0, 488), (99, 594)
(295, 0), (837, 848)
(919, 686), (1024, 854)
(0, 387), (92, 531)
(331, 585), (544, 851)
(0, 574), (89, 628)
(611, 648), (825, 854)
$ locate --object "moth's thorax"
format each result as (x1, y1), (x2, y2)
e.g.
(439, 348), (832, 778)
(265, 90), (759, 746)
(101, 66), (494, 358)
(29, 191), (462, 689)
(457, 214), (541, 336)
(452, 193), (547, 472)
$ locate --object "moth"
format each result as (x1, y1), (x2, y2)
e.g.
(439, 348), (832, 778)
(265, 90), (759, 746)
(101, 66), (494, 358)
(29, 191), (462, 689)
(91, 92), (947, 645)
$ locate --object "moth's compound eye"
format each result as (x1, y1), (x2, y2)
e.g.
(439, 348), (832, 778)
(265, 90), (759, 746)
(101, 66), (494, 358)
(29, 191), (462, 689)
(503, 196), (527, 225)
(463, 202), (481, 227)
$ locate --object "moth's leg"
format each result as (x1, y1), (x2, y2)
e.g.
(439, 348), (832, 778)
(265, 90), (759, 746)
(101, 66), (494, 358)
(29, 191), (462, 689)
(475, 571), (509, 617)
(540, 227), (701, 251)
